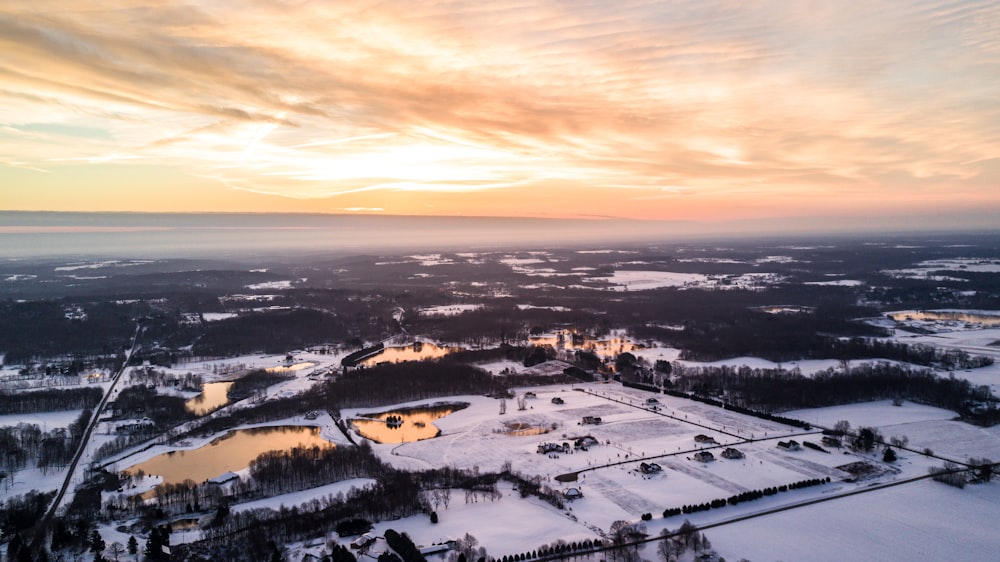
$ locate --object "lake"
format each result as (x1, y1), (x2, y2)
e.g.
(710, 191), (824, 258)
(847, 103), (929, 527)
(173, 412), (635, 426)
(351, 403), (466, 444)
(126, 426), (333, 487)
(359, 342), (462, 366)
(888, 310), (1000, 327)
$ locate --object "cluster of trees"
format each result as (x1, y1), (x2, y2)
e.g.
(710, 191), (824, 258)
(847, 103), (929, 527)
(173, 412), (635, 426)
(1, 490), (54, 544)
(247, 442), (389, 497)
(323, 361), (500, 409)
(0, 417), (93, 475)
(666, 307), (885, 363)
(672, 361), (994, 418)
(930, 462), (969, 489)
(383, 529), (426, 562)
(663, 477), (831, 517)
(112, 385), (195, 426)
(128, 367), (203, 391)
(657, 521), (712, 562)
(227, 369), (293, 402)
(514, 538), (603, 561)
(0, 300), (139, 363)
(0, 387), (101, 414)
(190, 309), (347, 357)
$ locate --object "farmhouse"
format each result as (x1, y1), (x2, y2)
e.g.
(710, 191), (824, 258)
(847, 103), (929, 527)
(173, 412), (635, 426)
(693, 451), (715, 462)
(822, 436), (843, 448)
(537, 442), (569, 454)
(777, 440), (801, 451)
(721, 447), (744, 459)
(640, 462), (663, 474)
(206, 471), (239, 486)
(350, 533), (376, 549)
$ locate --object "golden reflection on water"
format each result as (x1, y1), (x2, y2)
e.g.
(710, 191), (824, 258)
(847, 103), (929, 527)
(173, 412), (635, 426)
(529, 330), (640, 358)
(889, 310), (1000, 326)
(184, 382), (234, 415)
(127, 426), (333, 487)
(352, 406), (459, 444)
(266, 361), (317, 373)
(360, 343), (461, 366)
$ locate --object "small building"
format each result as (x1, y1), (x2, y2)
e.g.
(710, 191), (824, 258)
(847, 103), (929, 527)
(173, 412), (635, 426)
(351, 534), (376, 549)
(551, 397), (565, 405)
(537, 442), (568, 454)
(777, 440), (801, 451)
(693, 451), (715, 463)
(574, 436), (599, 450)
(694, 434), (718, 444)
(640, 462), (662, 474)
(419, 541), (457, 556)
(582, 416), (602, 425)
(721, 447), (744, 460)
(562, 488), (584, 500)
(822, 436), (842, 448)
(206, 471), (239, 486)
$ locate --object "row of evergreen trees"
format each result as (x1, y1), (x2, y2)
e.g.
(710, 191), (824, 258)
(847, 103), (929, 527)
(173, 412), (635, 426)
(663, 477), (831, 517)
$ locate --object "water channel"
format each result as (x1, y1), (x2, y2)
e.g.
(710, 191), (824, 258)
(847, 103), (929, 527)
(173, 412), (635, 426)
(184, 382), (234, 416)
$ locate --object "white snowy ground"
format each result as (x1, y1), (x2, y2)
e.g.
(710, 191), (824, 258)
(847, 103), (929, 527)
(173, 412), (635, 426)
(706, 479), (1000, 562)
(332, 384), (962, 558)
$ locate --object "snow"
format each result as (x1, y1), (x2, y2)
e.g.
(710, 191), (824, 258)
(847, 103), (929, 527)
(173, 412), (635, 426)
(419, 304), (484, 316)
(201, 312), (238, 322)
(805, 279), (864, 286)
(586, 271), (709, 291)
(708, 479), (1000, 562)
(367, 481), (594, 559)
(516, 305), (571, 312)
(246, 280), (293, 290)
(0, 409), (83, 430)
(231, 478), (377, 514)
(786, 400), (957, 429)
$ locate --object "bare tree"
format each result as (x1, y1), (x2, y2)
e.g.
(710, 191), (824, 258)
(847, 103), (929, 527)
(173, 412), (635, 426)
(108, 542), (125, 562)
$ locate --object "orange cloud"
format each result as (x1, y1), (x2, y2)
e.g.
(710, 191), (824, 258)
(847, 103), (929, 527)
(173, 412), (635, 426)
(1, 1), (998, 225)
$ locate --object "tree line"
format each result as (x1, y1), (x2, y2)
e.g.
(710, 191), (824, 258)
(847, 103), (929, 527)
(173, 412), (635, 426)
(671, 361), (995, 419)
(0, 387), (101, 414)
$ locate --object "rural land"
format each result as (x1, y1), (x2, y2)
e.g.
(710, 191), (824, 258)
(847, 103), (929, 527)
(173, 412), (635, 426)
(3, 232), (1000, 562)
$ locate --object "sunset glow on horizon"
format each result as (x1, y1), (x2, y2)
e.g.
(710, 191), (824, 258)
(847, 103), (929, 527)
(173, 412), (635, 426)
(2, 1), (999, 228)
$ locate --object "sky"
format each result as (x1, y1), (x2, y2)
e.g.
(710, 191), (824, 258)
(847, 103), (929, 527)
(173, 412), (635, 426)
(2, 1), (999, 229)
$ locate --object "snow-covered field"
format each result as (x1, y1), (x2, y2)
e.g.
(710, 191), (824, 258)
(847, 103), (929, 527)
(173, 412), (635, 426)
(6, 315), (1000, 560)
(708, 479), (1000, 562)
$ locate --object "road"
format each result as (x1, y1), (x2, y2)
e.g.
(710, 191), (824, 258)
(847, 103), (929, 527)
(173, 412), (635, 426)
(557, 387), (821, 481)
(34, 324), (142, 538)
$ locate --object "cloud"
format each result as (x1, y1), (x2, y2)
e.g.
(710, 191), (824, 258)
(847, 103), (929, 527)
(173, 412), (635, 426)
(0, 1), (998, 220)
